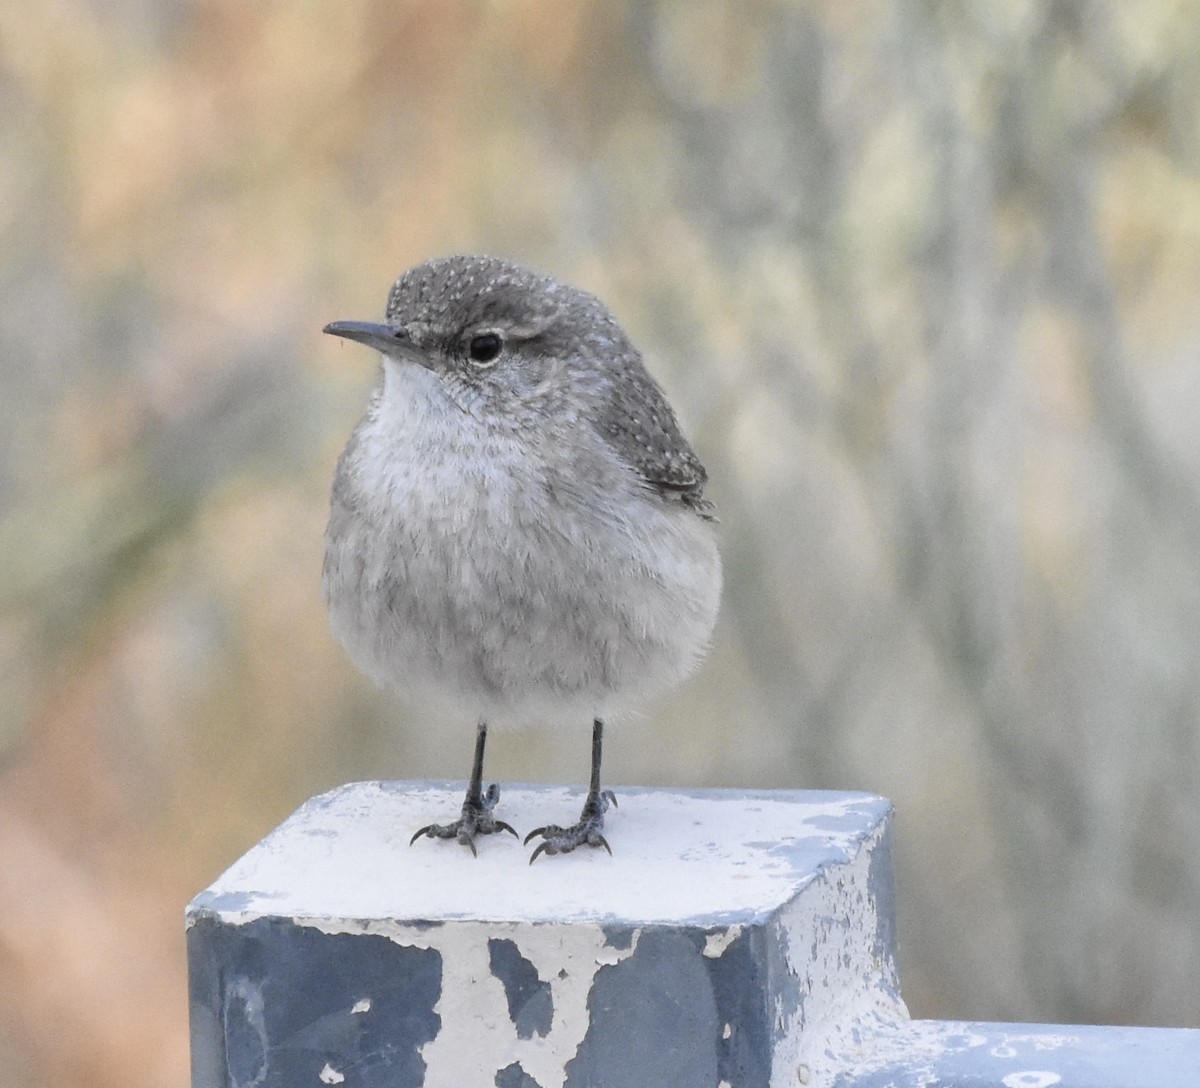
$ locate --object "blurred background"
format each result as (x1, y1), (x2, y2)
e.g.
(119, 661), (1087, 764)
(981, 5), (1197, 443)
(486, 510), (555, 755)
(3, 0), (1200, 1084)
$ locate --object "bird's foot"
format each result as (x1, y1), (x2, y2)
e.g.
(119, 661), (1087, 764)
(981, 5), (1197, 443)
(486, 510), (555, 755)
(524, 789), (618, 863)
(409, 782), (518, 856)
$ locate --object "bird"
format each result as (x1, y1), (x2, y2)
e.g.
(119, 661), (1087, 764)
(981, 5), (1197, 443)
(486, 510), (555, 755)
(321, 255), (721, 860)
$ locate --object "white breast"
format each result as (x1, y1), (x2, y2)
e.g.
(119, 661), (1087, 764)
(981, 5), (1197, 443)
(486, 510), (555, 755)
(323, 361), (721, 729)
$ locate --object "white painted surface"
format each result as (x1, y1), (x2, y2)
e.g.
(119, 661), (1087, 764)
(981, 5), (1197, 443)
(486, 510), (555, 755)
(194, 781), (889, 927)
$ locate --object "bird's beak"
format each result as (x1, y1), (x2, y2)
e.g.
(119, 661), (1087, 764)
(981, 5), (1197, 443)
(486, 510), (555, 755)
(323, 320), (411, 356)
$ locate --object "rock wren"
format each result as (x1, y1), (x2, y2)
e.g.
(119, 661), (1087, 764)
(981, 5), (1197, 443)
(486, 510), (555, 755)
(322, 255), (721, 860)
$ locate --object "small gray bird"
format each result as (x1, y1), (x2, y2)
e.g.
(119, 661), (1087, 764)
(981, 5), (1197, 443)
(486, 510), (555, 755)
(322, 256), (721, 860)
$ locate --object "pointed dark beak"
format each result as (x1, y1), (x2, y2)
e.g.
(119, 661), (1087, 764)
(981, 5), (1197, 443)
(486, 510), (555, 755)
(323, 320), (410, 355)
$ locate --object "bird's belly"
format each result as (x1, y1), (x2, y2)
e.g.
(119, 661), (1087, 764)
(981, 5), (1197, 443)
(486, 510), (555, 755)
(323, 483), (720, 727)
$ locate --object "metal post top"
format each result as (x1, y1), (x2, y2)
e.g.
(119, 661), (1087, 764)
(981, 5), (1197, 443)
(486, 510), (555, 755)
(187, 781), (892, 929)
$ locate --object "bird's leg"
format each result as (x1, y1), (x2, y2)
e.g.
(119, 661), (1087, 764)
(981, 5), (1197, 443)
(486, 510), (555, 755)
(525, 718), (618, 863)
(410, 720), (518, 855)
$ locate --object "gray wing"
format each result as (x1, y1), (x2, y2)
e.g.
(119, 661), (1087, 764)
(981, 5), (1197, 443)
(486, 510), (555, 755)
(593, 350), (713, 515)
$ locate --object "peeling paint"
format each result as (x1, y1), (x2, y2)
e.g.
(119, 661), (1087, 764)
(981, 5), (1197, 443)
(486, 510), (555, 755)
(564, 929), (719, 1088)
(495, 1061), (544, 1088)
(188, 784), (1200, 1088)
(488, 938), (553, 1039)
(703, 925), (743, 957)
(187, 783), (895, 1088)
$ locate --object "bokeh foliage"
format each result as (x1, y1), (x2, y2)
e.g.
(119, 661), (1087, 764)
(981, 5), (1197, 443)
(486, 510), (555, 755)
(2, 2), (1200, 1085)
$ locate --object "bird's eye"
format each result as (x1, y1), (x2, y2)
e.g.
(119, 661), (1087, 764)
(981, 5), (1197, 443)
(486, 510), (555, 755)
(467, 332), (503, 365)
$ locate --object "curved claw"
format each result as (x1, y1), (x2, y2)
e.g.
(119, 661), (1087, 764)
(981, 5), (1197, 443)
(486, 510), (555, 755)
(524, 781), (617, 861)
(527, 829), (610, 862)
(410, 812), (517, 854)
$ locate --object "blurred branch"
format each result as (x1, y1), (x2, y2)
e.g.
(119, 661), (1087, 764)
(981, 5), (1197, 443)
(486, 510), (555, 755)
(0, 348), (317, 655)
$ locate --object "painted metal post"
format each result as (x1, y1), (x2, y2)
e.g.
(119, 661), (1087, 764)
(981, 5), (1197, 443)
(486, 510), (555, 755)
(187, 781), (1200, 1087)
(187, 782), (900, 1088)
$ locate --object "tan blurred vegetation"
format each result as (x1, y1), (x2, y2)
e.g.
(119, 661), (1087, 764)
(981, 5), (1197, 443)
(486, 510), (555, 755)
(3, 1), (1200, 1085)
